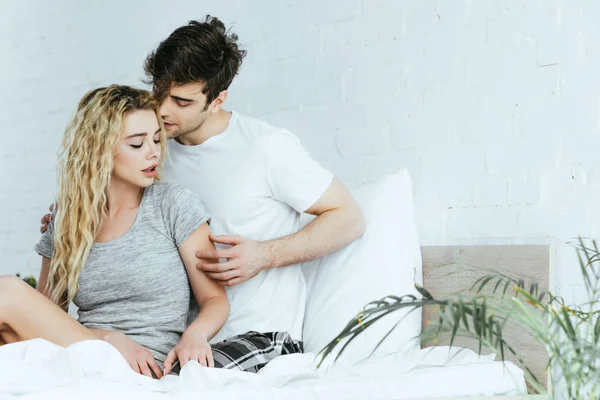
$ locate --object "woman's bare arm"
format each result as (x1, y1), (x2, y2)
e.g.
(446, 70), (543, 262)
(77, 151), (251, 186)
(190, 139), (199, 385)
(178, 222), (229, 340)
(163, 222), (230, 373)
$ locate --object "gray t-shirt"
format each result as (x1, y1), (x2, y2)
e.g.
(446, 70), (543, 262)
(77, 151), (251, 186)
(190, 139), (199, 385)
(35, 182), (209, 363)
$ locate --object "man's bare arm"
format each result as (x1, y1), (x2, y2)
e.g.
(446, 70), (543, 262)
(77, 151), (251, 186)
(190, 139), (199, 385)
(198, 178), (365, 286)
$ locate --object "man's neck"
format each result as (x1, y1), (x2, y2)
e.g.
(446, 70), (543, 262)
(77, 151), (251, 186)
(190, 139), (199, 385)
(176, 109), (232, 146)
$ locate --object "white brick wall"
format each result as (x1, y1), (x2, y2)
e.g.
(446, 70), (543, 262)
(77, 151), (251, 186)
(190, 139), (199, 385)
(2, 0), (599, 304)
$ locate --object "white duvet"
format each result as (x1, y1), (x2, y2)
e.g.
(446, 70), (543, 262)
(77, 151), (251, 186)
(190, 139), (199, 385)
(0, 339), (527, 400)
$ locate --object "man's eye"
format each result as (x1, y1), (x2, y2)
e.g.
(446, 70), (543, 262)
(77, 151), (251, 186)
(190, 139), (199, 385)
(177, 101), (189, 107)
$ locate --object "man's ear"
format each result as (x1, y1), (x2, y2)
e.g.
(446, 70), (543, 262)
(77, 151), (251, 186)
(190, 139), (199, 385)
(209, 90), (228, 112)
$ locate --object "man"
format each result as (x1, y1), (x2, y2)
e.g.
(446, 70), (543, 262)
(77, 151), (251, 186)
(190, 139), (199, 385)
(42, 15), (364, 374)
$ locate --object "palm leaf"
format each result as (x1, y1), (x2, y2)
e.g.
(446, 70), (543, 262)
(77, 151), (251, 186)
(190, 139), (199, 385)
(415, 283), (433, 300)
(318, 238), (600, 396)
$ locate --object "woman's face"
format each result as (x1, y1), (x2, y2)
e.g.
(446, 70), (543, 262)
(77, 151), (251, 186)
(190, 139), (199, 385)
(112, 109), (162, 188)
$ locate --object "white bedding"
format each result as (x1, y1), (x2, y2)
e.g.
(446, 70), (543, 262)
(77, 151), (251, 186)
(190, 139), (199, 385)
(0, 339), (526, 399)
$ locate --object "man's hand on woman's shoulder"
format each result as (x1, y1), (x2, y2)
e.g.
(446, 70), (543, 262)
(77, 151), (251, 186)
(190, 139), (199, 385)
(39, 203), (55, 234)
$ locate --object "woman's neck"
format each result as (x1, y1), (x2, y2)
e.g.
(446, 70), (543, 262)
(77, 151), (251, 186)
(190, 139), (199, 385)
(106, 178), (144, 217)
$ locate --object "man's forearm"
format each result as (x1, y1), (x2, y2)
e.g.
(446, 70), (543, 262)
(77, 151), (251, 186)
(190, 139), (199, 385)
(264, 205), (365, 269)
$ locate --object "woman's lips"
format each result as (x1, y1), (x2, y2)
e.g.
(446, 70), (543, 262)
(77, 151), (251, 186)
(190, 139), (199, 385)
(143, 169), (157, 178)
(142, 165), (157, 178)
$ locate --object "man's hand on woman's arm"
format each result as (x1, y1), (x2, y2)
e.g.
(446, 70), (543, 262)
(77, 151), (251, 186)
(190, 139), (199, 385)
(196, 178), (365, 286)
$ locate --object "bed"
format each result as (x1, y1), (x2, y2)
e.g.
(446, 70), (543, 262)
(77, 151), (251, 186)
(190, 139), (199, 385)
(0, 170), (550, 399)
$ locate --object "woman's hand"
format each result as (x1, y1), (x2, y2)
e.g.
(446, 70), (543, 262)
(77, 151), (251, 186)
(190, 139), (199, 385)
(163, 331), (213, 374)
(104, 331), (163, 379)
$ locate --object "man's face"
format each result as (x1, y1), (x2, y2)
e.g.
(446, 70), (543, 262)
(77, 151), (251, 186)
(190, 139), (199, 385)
(157, 82), (211, 139)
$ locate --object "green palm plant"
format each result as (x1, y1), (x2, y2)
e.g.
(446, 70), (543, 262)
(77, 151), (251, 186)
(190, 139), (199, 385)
(318, 238), (600, 399)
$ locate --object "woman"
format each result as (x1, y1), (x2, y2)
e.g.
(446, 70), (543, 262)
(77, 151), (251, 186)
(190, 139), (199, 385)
(0, 85), (229, 379)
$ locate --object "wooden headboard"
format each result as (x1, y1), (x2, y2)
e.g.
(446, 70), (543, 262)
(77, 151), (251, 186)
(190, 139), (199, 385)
(421, 245), (552, 390)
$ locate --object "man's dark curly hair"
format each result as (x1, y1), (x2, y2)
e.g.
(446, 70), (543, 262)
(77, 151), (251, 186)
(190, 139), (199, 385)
(144, 15), (247, 105)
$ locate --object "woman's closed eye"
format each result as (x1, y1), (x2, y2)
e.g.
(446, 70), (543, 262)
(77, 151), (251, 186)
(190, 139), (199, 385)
(130, 139), (160, 149)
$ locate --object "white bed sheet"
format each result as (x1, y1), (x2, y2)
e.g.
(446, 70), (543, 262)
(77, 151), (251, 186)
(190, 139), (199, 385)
(0, 339), (526, 400)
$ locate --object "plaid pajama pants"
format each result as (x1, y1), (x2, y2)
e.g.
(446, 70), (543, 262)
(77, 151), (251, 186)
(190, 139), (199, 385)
(211, 331), (304, 373)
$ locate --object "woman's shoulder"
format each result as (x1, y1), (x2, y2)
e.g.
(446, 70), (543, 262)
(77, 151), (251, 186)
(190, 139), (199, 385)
(146, 181), (204, 211)
(147, 181), (192, 197)
(146, 181), (208, 238)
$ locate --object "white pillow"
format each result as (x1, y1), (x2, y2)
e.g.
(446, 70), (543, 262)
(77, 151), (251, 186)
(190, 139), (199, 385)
(301, 168), (423, 364)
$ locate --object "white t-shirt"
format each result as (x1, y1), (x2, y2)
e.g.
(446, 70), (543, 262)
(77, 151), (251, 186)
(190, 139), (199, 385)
(163, 111), (333, 343)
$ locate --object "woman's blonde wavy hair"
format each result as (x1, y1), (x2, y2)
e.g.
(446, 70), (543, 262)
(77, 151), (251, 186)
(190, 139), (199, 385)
(48, 84), (168, 307)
